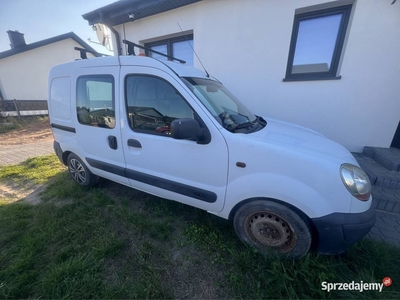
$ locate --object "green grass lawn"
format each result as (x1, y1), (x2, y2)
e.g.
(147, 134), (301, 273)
(0, 155), (399, 299)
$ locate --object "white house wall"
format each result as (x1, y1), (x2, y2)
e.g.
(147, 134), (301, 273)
(114, 0), (399, 152)
(0, 39), (95, 100)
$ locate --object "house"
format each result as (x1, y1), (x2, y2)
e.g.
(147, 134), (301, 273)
(82, 0), (400, 152)
(0, 31), (100, 102)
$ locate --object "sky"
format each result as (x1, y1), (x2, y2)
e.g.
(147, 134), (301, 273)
(0, 0), (116, 55)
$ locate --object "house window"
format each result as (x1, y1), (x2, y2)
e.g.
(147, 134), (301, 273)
(284, 4), (352, 81)
(145, 35), (194, 66)
(76, 75), (115, 129)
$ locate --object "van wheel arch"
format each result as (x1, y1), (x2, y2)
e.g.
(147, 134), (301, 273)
(231, 198), (316, 258)
(66, 153), (100, 187)
(61, 151), (71, 166)
(229, 197), (312, 222)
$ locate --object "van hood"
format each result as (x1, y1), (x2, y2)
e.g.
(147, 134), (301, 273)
(250, 117), (356, 162)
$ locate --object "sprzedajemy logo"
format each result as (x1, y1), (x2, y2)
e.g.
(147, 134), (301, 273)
(321, 277), (392, 293)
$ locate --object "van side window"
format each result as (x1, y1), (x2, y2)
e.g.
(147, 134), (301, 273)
(50, 77), (71, 120)
(76, 75), (115, 129)
(125, 75), (194, 135)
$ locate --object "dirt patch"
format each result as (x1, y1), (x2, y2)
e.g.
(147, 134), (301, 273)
(22, 184), (48, 205)
(0, 117), (53, 146)
(0, 179), (44, 205)
(0, 117), (53, 204)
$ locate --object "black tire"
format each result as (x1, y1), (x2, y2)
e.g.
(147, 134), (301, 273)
(233, 200), (312, 259)
(67, 153), (99, 187)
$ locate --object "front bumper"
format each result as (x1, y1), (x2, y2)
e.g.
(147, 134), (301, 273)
(312, 205), (376, 255)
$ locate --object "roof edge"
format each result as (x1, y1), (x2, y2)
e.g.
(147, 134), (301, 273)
(82, 0), (203, 26)
(0, 32), (101, 60)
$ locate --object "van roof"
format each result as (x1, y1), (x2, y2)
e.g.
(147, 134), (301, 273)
(52, 55), (208, 79)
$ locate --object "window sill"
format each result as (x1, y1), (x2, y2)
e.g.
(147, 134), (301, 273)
(283, 76), (341, 82)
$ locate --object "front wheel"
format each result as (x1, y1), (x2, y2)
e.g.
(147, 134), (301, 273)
(67, 153), (99, 187)
(233, 200), (312, 259)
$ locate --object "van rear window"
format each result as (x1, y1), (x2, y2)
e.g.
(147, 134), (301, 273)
(76, 75), (115, 129)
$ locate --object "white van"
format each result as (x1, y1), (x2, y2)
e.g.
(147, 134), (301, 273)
(48, 46), (375, 258)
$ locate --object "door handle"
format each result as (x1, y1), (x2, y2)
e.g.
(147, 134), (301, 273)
(108, 136), (118, 150)
(127, 139), (142, 148)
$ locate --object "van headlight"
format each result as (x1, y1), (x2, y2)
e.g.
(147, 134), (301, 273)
(340, 164), (371, 201)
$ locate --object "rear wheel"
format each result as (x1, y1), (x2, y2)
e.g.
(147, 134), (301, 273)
(67, 153), (99, 187)
(233, 200), (312, 259)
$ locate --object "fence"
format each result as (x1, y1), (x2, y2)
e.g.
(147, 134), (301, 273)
(0, 100), (48, 118)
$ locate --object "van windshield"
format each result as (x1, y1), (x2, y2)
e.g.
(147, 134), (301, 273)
(182, 77), (266, 133)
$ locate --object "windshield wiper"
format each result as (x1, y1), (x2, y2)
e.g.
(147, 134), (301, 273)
(232, 116), (267, 132)
(256, 115), (267, 126)
(231, 119), (258, 132)
(232, 121), (253, 131)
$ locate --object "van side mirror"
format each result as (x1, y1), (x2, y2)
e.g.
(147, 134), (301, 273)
(171, 118), (209, 144)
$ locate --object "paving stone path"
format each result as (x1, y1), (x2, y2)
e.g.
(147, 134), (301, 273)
(354, 147), (400, 247)
(368, 211), (400, 246)
(0, 141), (54, 166)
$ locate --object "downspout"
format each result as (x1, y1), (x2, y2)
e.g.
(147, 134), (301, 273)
(99, 11), (122, 56)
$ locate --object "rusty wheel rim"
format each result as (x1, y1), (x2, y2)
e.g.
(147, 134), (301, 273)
(244, 211), (297, 253)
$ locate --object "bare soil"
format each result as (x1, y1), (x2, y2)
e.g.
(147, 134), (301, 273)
(0, 179), (45, 205)
(0, 117), (53, 203)
(0, 117), (53, 146)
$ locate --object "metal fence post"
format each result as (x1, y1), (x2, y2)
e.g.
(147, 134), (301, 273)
(13, 99), (21, 119)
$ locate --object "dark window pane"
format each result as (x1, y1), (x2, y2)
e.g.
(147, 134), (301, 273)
(126, 75), (194, 135)
(76, 75), (115, 128)
(173, 39), (194, 66)
(150, 44), (168, 61)
(145, 35), (194, 66)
